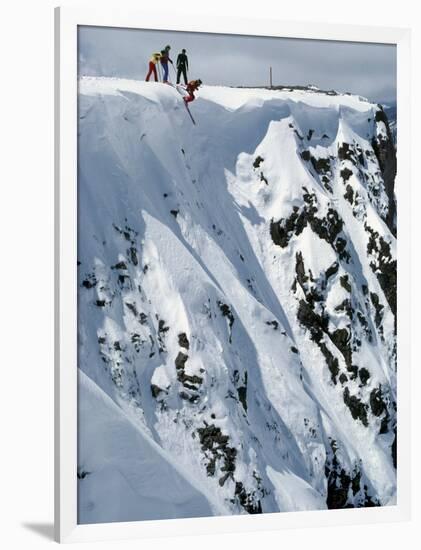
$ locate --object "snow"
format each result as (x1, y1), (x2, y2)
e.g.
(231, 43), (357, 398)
(266, 466), (326, 512)
(78, 370), (214, 523)
(77, 77), (397, 523)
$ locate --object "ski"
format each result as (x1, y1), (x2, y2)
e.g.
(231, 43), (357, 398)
(167, 82), (196, 125)
(183, 101), (196, 125)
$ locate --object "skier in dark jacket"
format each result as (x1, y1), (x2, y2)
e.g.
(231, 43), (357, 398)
(184, 79), (202, 104)
(176, 49), (189, 85)
(160, 45), (173, 83)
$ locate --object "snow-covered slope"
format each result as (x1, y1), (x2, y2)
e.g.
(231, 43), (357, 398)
(78, 370), (213, 523)
(77, 77), (397, 523)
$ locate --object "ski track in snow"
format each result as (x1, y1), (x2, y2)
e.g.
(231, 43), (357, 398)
(77, 77), (397, 523)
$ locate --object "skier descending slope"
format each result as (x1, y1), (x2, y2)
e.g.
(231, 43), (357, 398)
(178, 79), (202, 125)
(183, 79), (202, 103)
(166, 78), (202, 125)
(160, 45), (173, 83)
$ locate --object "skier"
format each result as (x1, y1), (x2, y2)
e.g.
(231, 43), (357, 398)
(184, 79), (202, 104)
(145, 52), (162, 82)
(176, 49), (189, 85)
(160, 45), (173, 83)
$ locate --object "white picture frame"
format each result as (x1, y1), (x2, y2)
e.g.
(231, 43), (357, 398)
(55, 6), (411, 543)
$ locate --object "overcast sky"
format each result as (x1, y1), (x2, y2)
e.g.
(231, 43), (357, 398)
(78, 26), (396, 105)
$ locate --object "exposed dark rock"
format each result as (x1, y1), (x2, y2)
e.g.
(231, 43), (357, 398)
(369, 386), (386, 417)
(272, 196), (346, 259)
(235, 481), (262, 514)
(339, 373), (348, 385)
(178, 332), (190, 349)
(237, 372), (248, 412)
(351, 471), (361, 496)
(325, 440), (352, 508)
(175, 351), (189, 371)
(340, 275), (352, 293)
(158, 319), (169, 333)
(370, 292), (384, 328)
(311, 156), (331, 175)
(346, 364), (359, 381)
(341, 168), (353, 182)
(197, 423), (237, 483)
(270, 209), (301, 248)
(325, 439), (378, 508)
(335, 299), (353, 319)
(295, 251), (308, 288)
(170, 209), (179, 218)
(175, 351), (203, 390)
(111, 261), (128, 270)
(218, 301), (235, 343)
(253, 155), (264, 168)
(338, 142), (355, 163)
(366, 226), (396, 320)
(357, 311), (372, 342)
(293, 128), (304, 140)
(260, 172), (268, 185)
(318, 341), (340, 383)
(179, 391), (199, 403)
(128, 246), (138, 265)
(358, 367), (370, 386)
(325, 262), (339, 283)
(82, 274), (97, 289)
(125, 302), (138, 316)
(118, 274), (129, 287)
(359, 368), (370, 386)
(113, 223), (138, 243)
(311, 208), (343, 246)
(151, 384), (164, 398)
(330, 328), (352, 368)
(297, 300), (327, 342)
(265, 320), (279, 330)
(343, 387), (368, 427)
(327, 477), (349, 509)
(335, 237), (350, 261)
(371, 108), (397, 234)
(344, 184), (354, 204)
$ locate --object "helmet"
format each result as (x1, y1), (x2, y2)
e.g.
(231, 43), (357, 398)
(182, 49), (186, 53)
(197, 79), (202, 86)
(165, 44), (171, 50)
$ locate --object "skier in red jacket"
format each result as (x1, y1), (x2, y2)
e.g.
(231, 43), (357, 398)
(184, 79), (202, 104)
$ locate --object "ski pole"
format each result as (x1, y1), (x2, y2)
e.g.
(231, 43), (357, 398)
(157, 64), (162, 82)
(171, 62), (178, 83)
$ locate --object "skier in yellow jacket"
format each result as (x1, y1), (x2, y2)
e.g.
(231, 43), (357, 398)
(145, 52), (161, 82)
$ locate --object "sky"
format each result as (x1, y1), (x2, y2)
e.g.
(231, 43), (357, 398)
(78, 26), (397, 105)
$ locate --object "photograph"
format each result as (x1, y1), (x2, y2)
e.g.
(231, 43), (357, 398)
(76, 25), (397, 525)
